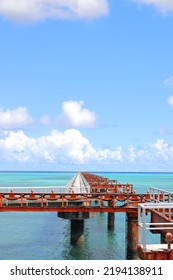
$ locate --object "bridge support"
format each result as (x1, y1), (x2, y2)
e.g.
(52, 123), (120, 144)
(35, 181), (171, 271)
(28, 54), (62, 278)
(108, 212), (115, 230)
(71, 220), (84, 244)
(126, 212), (138, 259)
(58, 211), (96, 245)
(107, 202), (115, 230)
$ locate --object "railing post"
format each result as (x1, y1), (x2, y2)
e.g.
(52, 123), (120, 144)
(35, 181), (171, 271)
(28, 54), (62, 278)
(86, 194), (88, 207)
(20, 195), (23, 207)
(138, 204), (141, 246)
(100, 195), (103, 207)
(41, 195), (44, 208)
(62, 194), (64, 208)
(143, 206), (146, 251)
(0, 195), (2, 207)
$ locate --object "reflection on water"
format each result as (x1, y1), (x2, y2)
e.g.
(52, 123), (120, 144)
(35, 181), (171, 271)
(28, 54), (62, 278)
(61, 221), (93, 260)
(60, 212), (127, 260)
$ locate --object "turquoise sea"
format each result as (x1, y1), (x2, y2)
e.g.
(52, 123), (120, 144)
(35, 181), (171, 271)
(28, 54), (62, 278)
(0, 171), (173, 260)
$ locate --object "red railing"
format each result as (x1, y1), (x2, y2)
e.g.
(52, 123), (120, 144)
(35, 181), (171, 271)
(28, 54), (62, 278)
(0, 190), (153, 212)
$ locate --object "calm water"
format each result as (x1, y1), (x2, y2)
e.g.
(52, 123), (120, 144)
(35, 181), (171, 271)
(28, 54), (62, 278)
(0, 171), (173, 260)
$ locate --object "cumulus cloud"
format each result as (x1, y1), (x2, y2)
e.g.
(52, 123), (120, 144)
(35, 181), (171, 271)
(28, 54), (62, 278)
(167, 96), (173, 106)
(1, 128), (173, 170)
(0, 107), (33, 129)
(95, 146), (122, 162)
(133, 0), (173, 13)
(127, 145), (136, 162)
(0, 129), (122, 164)
(58, 100), (96, 128)
(149, 139), (173, 161)
(0, 0), (109, 22)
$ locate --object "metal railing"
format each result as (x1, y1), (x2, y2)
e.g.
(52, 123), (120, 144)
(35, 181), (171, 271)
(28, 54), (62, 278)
(138, 202), (173, 251)
(150, 187), (173, 203)
(0, 186), (67, 193)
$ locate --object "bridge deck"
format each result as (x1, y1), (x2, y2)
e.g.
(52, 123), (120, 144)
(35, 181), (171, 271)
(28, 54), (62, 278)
(0, 192), (148, 212)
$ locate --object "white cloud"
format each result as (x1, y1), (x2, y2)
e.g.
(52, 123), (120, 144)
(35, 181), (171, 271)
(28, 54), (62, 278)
(149, 139), (173, 161)
(94, 146), (122, 162)
(132, 0), (173, 13)
(1, 128), (173, 170)
(127, 145), (136, 162)
(58, 100), (96, 128)
(0, 107), (33, 129)
(133, 0), (173, 13)
(167, 96), (173, 106)
(0, 0), (109, 22)
(164, 76), (173, 87)
(0, 129), (123, 164)
(150, 139), (168, 151)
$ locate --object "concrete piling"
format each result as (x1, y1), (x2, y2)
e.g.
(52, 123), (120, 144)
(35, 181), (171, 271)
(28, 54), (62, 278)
(107, 212), (115, 230)
(126, 212), (138, 259)
(107, 201), (115, 230)
(71, 219), (84, 245)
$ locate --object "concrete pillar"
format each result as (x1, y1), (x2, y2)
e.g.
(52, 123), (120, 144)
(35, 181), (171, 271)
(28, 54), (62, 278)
(126, 212), (138, 259)
(108, 212), (115, 230)
(107, 201), (115, 230)
(71, 219), (84, 245)
(58, 209), (96, 245)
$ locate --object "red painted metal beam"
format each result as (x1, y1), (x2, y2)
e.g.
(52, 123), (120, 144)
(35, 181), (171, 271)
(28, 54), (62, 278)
(138, 245), (173, 260)
(0, 191), (151, 213)
(0, 206), (138, 213)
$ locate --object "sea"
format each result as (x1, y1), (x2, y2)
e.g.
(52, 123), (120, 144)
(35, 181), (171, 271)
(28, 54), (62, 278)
(0, 171), (173, 260)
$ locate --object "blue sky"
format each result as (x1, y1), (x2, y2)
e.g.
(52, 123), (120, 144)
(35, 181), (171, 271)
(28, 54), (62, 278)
(0, 0), (173, 171)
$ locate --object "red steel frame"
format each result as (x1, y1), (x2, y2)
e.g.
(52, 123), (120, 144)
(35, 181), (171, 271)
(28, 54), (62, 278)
(0, 192), (151, 212)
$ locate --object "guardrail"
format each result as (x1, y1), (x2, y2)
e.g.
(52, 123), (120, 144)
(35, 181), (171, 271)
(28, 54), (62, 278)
(0, 185), (133, 194)
(150, 187), (173, 203)
(138, 203), (173, 251)
(0, 186), (68, 193)
(0, 191), (152, 210)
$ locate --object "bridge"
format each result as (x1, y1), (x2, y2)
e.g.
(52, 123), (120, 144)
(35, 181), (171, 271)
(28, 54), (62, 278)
(0, 172), (173, 260)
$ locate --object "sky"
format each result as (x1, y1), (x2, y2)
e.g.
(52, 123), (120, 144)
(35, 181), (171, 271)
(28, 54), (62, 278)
(0, 0), (173, 172)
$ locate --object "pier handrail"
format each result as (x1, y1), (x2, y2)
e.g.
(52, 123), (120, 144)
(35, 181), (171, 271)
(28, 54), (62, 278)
(138, 203), (173, 251)
(149, 187), (173, 204)
(0, 186), (67, 193)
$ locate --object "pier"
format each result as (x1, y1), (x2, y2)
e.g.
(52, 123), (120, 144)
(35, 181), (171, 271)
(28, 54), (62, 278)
(0, 172), (173, 260)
